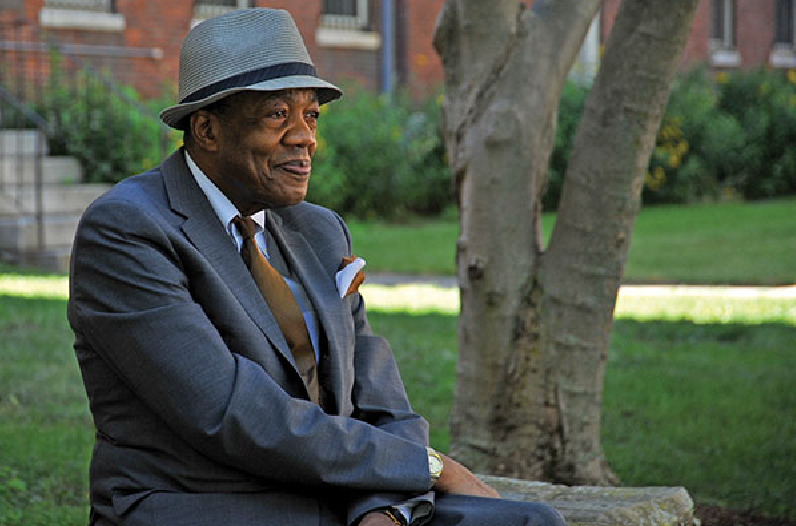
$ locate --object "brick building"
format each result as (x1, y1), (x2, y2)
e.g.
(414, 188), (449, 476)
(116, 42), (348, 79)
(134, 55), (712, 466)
(0, 0), (794, 101)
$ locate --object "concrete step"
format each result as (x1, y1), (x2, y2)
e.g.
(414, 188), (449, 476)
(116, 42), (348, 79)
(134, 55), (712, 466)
(479, 475), (695, 526)
(0, 214), (80, 252)
(0, 156), (84, 185)
(0, 183), (110, 215)
(0, 129), (49, 156)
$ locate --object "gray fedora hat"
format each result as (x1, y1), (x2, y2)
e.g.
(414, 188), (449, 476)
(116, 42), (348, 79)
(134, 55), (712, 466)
(160, 8), (342, 129)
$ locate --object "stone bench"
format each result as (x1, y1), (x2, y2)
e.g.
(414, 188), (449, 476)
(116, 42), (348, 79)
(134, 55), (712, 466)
(479, 475), (694, 526)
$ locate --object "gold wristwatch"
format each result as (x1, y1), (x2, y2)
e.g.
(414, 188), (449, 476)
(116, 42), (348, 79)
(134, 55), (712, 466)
(426, 447), (443, 487)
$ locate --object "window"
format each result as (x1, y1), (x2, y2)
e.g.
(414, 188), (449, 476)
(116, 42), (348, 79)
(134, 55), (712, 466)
(776, 0), (794, 45)
(321, 0), (369, 31)
(709, 0), (739, 67)
(710, 0), (736, 49)
(771, 0), (796, 67)
(193, 0), (250, 21)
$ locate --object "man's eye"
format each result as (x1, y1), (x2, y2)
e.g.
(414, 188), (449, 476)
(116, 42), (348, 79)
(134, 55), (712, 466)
(268, 110), (288, 119)
(306, 111), (320, 121)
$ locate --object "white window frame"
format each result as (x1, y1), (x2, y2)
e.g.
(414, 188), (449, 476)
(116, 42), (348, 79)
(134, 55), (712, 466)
(710, 0), (739, 67)
(39, 0), (125, 31)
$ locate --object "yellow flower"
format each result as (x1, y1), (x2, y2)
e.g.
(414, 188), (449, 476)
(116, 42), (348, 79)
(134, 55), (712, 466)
(645, 166), (666, 191)
(788, 69), (796, 85)
(668, 153), (680, 169)
(716, 71), (728, 84)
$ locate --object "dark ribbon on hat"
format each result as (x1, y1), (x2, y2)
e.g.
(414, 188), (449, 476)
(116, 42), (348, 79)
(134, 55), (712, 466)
(180, 62), (318, 104)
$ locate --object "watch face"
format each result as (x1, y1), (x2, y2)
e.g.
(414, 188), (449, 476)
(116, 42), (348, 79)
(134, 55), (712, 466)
(429, 454), (443, 476)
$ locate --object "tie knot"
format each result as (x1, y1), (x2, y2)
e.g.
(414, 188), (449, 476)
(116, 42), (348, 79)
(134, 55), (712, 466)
(232, 215), (258, 241)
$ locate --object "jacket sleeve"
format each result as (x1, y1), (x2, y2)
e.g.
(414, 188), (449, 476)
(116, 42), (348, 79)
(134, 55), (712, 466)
(68, 197), (431, 497)
(331, 213), (436, 525)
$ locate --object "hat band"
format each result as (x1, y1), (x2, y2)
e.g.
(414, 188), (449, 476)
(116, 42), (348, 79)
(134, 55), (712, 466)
(180, 62), (318, 104)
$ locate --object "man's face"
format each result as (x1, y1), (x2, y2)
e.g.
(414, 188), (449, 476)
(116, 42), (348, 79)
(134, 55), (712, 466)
(210, 89), (319, 215)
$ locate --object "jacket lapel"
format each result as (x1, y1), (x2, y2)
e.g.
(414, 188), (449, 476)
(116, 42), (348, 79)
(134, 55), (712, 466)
(160, 151), (298, 373)
(266, 210), (352, 406)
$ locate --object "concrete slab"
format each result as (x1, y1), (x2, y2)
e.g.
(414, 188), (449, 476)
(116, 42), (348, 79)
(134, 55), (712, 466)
(0, 130), (49, 156)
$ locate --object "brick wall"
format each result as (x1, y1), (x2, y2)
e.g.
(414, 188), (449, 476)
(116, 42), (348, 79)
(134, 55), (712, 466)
(681, 0), (711, 69)
(118, 0), (192, 98)
(737, 0), (775, 68)
(402, 0), (445, 97)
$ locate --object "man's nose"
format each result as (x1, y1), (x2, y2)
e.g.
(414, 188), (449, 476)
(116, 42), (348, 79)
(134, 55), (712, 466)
(284, 115), (316, 149)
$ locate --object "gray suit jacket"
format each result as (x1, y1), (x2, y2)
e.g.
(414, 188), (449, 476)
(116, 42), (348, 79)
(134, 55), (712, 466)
(68, 150), (434, 526)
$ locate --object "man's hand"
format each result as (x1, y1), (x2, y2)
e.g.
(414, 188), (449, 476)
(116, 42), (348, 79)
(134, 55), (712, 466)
(435, 453), (501, 498)
(359, 511), (398, 526)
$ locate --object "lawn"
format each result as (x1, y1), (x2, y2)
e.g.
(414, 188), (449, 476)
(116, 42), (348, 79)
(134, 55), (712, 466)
(347, 198), (796, 285)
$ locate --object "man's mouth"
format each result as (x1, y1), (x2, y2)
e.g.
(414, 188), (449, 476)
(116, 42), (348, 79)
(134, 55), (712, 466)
(278, 160), (311, 176)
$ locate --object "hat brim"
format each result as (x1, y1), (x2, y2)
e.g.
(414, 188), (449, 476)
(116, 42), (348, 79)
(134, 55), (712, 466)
(159, 75), (342, 129)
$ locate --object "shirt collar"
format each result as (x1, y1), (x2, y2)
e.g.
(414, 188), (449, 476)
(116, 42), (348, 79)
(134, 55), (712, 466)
(184, 149), (265, 234)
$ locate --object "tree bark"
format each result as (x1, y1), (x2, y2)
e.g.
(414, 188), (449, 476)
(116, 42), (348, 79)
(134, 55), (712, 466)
(434, 0), (699, 485)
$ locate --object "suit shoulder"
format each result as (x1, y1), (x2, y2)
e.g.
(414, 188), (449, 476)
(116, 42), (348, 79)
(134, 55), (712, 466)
(83, 166), (167, 217)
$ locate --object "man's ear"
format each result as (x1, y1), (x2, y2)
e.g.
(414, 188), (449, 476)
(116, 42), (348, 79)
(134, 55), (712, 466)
(189, 110), (221, 152)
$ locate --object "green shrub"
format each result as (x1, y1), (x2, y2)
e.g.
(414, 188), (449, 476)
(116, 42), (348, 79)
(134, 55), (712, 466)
(34, 54), (179, 184)
(643, 67), (796, 203)
(308, 86), (452, 219)
(545, 80), (589, 210)
(716, 68), (796, 198)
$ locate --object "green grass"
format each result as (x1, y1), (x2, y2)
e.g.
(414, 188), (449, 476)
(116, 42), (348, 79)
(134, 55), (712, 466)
(0, 296), (92, 526)
(347, 198), (796, 285)
(626, 199), (796, 285)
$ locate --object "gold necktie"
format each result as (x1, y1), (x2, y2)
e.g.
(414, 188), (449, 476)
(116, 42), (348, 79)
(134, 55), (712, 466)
(232, 215), (320, 405)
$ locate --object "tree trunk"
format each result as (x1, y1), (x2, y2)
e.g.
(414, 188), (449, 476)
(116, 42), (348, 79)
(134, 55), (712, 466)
(434, 0), (699, 485)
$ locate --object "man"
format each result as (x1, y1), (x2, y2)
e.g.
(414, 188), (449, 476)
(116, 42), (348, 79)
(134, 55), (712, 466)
(68, 8), (566, 526)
